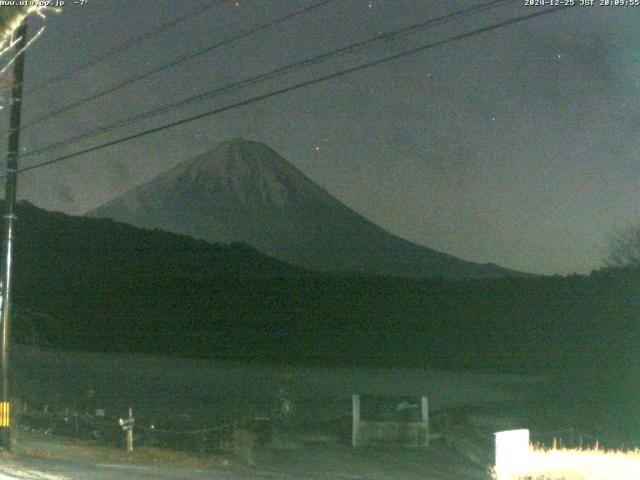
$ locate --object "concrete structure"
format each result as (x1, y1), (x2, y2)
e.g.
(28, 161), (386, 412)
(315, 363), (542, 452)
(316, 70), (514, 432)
(352, 394), (429, 447)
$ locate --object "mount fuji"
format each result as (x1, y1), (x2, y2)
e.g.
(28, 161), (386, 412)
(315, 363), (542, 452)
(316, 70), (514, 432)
(88, 138), (523, 279)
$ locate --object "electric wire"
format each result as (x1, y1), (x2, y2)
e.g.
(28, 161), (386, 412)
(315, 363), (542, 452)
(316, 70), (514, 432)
(12, 6), (572, 177)
(22, 0), (516, 159)
(22, 0), (336, 130)
(29, 1), (221, 91)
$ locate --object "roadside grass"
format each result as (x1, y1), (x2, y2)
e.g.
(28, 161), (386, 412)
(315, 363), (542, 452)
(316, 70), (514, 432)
(491, 445), (640, 480)
(11, 429), (234, 469)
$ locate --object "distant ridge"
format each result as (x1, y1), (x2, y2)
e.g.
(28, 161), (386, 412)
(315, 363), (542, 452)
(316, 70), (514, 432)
(15, 199), (307, 279)
(89, 138), (526, 279)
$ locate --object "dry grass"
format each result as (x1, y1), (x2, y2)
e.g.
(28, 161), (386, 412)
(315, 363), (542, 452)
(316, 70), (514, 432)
(492, 445), (640, 480)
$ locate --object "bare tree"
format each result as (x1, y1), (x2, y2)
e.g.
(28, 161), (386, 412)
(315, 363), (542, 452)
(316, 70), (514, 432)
(605, 226), (640, 268)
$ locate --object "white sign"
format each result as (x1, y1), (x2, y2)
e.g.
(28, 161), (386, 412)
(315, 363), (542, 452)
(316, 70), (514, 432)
(495, 429), (530, 480)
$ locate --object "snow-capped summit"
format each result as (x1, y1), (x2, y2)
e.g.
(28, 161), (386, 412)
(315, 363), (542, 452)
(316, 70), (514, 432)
(88, 138), (521, 279)
(168, 137), (337, 208)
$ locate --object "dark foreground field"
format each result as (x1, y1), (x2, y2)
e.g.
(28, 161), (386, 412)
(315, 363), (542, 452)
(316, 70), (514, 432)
(5, 428), (492, 479)
(7, 345), (639, 479)
(4, 346), (562, 479)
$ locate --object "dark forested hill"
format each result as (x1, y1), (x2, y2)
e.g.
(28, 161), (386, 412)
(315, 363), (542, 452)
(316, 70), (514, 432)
(14, 200), (308, 280)
(5, 201), (640, 384)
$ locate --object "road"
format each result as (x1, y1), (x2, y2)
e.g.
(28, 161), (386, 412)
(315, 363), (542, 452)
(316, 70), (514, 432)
(0, 458), (228, 480)
(0, 442), (490, 480)
(0, 456), (470, 480)
(0, 457), (342, 480)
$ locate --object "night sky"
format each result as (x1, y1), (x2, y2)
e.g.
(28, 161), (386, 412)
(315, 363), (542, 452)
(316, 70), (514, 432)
(3, 0), (638, 275)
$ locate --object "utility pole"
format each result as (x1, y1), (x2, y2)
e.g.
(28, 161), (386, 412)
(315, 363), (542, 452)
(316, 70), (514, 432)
(0, 18), (28, 451)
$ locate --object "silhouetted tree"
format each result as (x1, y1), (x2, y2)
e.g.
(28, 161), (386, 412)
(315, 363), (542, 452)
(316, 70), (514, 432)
(605, 226), (640, 268)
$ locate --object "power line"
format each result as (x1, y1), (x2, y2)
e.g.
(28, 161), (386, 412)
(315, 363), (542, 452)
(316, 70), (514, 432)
(14, 6), (572, 178)
(22, 0), (336, 130)
(29, 1), (221, 91)
(22, 0), (516, 159)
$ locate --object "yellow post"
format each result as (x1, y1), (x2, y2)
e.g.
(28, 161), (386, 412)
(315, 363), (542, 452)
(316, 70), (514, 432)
(0, 401), (9, 428)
